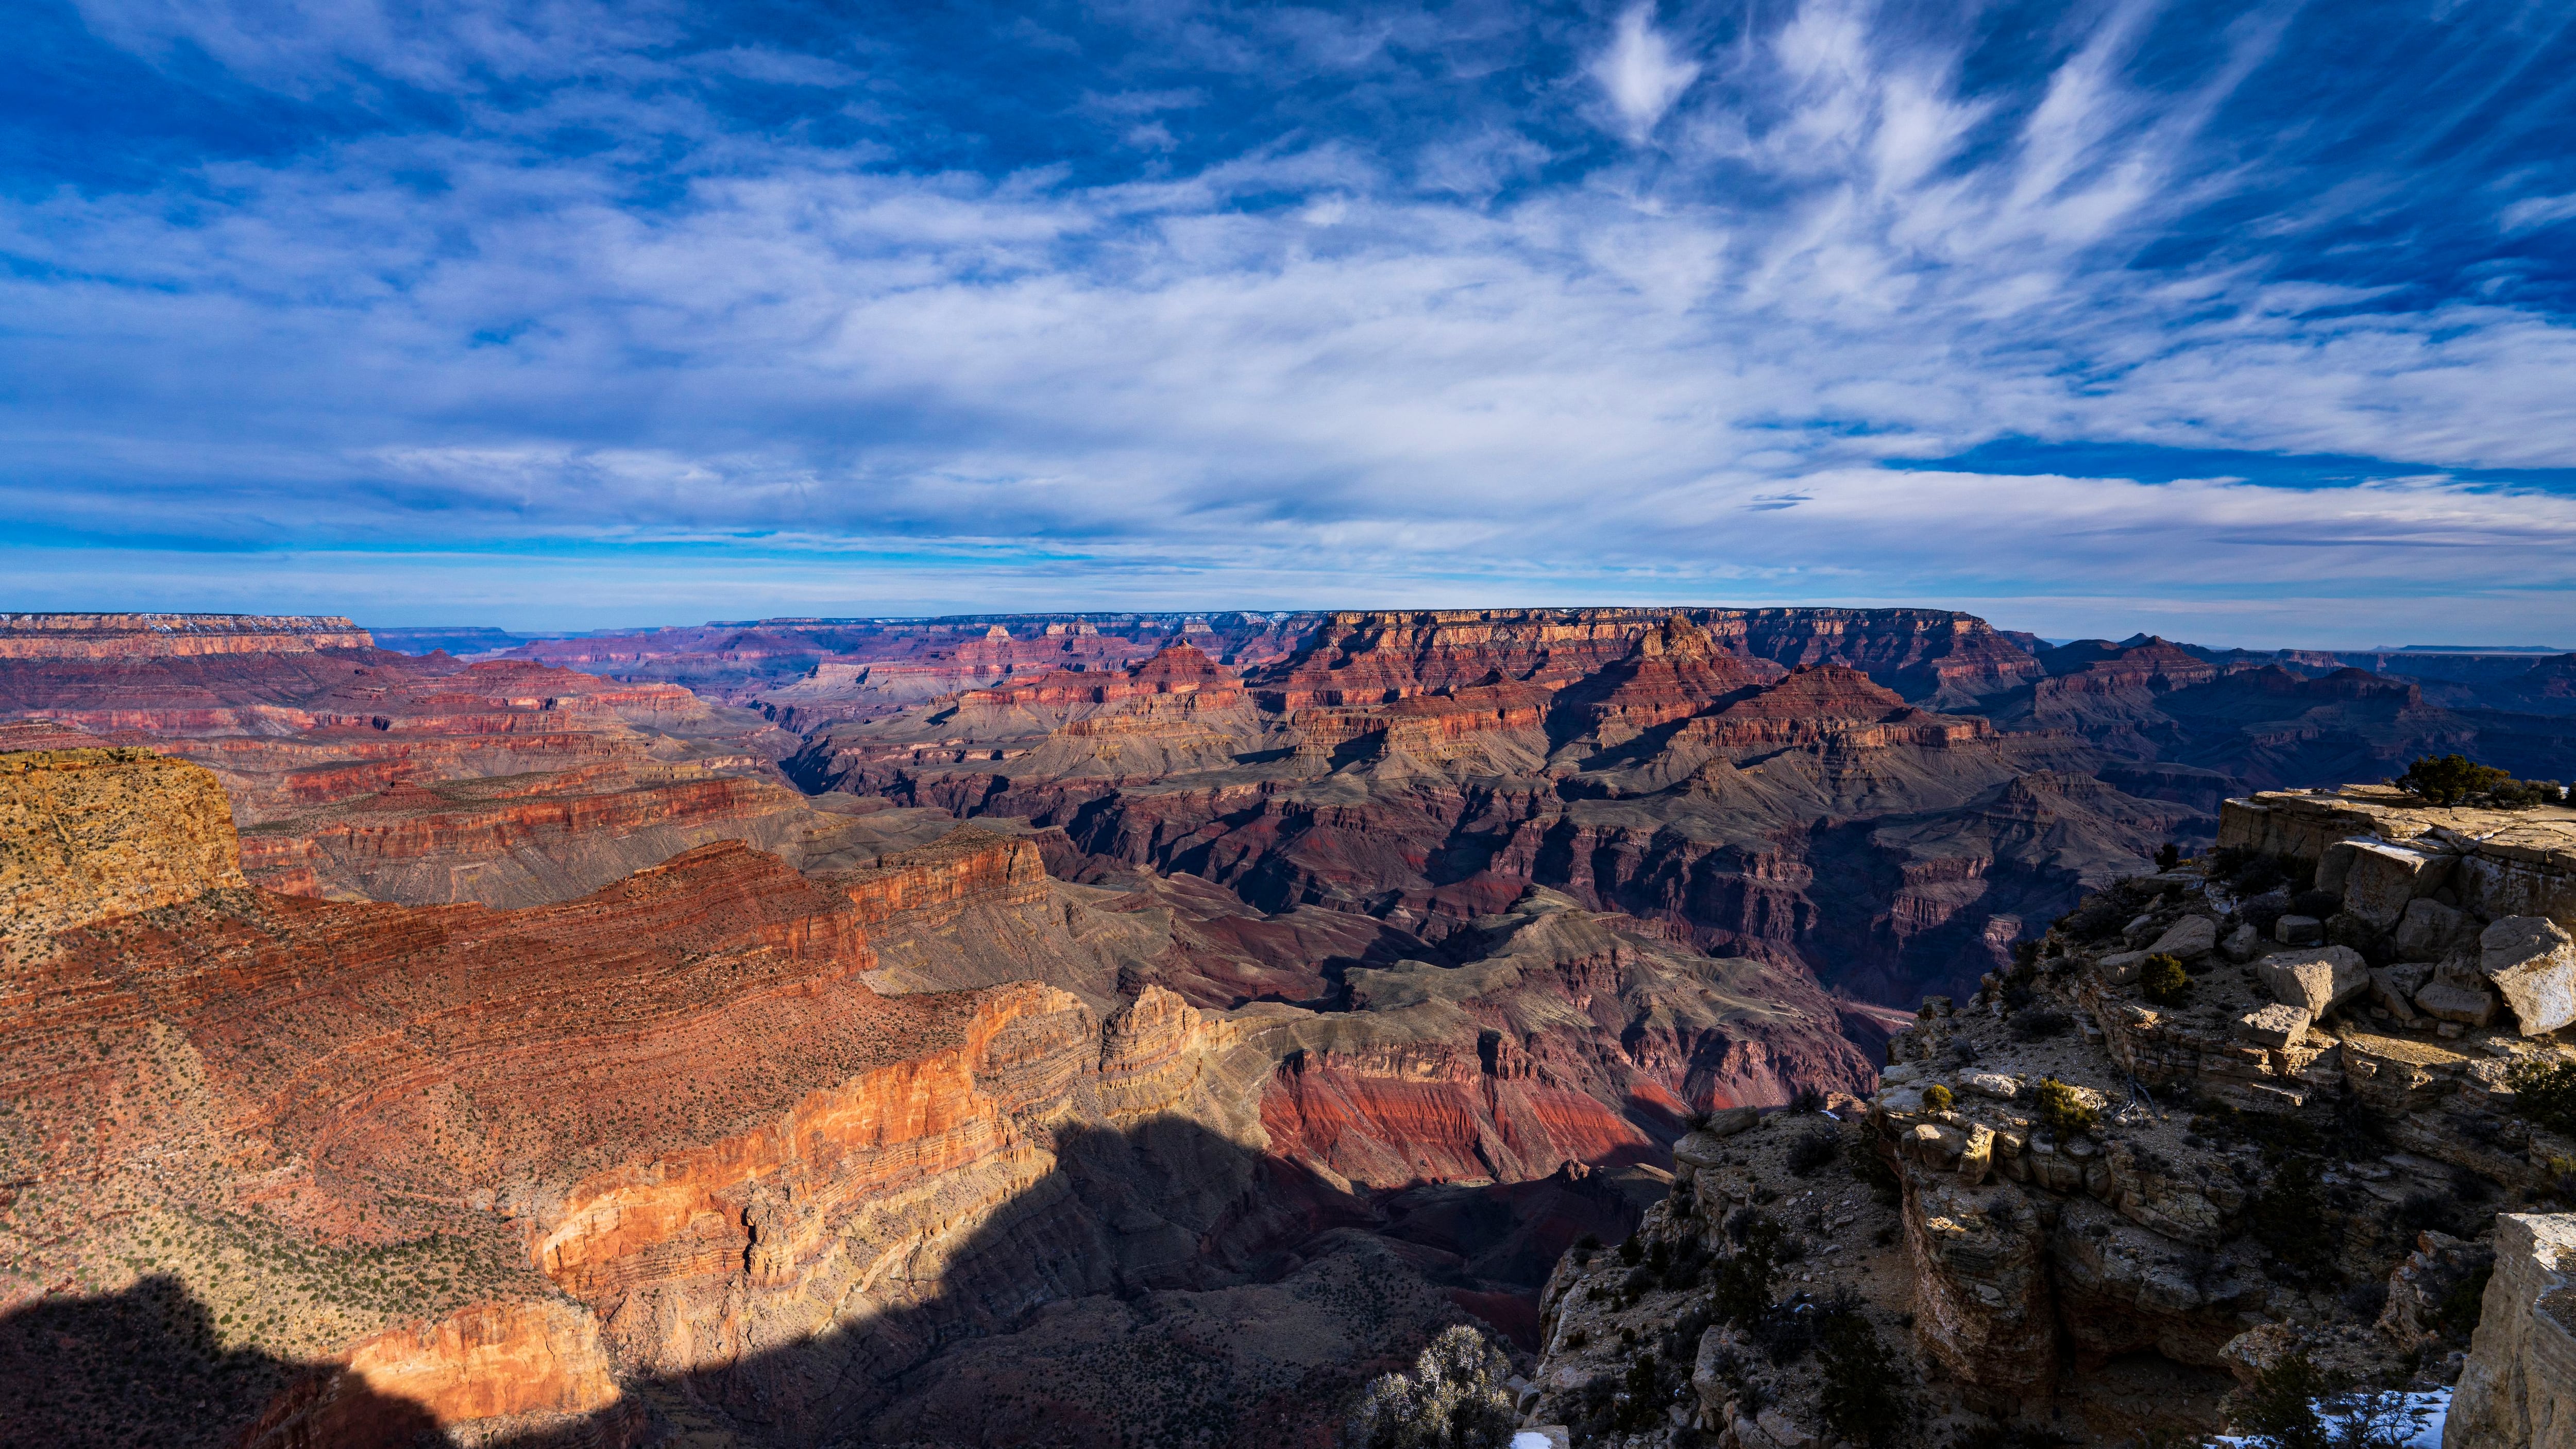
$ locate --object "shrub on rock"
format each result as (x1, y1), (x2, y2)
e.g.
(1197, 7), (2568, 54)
(2142, 953), (2191, 1006)
(1342, 1324), (1518, 1449)
(2507, 1057), (2576, 1137)
(2034, 1078), (2098, 1136)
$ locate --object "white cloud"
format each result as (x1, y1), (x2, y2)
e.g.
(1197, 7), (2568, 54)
(7, 0), (2575, 644)
(1590, 5), (1701, 141)
(2502, 193), (2576, 234)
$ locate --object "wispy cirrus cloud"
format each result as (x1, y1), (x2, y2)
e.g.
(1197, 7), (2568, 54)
(2, 0), (2573, 641)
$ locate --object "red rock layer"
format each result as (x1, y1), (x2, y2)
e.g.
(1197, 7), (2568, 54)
(1696, 607), (2042, 700)
(827, 826), (1049, 924)
(1676, 664), (1994, 749)
(230, 766), (812, 900)
(1552, 617), (1775, 739)
(957, 642), (1244, 714)
(1249, 609), (1659, 710)
(1289, 681), (1553, 760)
(0, 612), (373, 658)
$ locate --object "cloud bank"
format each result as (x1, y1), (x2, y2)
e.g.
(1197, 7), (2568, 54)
(3, 0), (2573, 641)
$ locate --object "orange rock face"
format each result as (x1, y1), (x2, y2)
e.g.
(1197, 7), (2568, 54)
(1, 745), (245, 949)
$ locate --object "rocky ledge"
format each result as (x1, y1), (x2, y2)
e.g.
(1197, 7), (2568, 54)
(1518, 781), (2576, 1446)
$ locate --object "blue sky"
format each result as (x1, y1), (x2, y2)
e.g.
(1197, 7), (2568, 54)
(4, 0), (2574, 645)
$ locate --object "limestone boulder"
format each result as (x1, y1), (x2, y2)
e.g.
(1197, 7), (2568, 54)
(2393, 898), (2471, 962)
(2481, 916), (2576, 1036)
(2254, 946), (2368, 1017)
(1700, 1105), (1762, 1137)
(2334, 839), (2454, 930)
(2146, 914), (2219, 961)
(2414, 975), (2499, 1028)
(2235, 1004), (2313, 1050)
(2222, 920), (2262, 963)
(1961, 1071), (2020, 1100)
(2099, 949), (2148, 985)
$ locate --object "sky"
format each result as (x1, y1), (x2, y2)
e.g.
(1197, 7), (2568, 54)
(4, 0), (2574, 646)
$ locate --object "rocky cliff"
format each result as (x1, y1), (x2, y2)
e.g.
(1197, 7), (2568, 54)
(3, 746), (1784, 1446)
(0, 612), (374, 658)
(1516, 781), (2576, 1445)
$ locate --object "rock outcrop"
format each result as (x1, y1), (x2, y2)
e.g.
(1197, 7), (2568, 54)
(2447, 1213), (2576, 1449)
(1, 745), (244, 949)
(0, 612), (374, 657)
(1518, 783), (2576, 1445)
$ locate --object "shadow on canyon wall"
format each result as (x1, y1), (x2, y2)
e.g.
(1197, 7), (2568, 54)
(0, 1271), (446, 1448)
(3, 1117), (1653, 1449)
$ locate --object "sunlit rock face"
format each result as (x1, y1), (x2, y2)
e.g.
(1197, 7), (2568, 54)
(0, 742), (1745, 1445)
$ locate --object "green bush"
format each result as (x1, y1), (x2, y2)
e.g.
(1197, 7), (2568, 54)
(2233, 1345), (2345, 1449)
(2033, 1079), (2097, 1136)
(2508, 1058), (2576, 1136)
(1711, 1214), (1783, 1325)
(2141, 953), (2191, 1006)
(1816, 1305), (1912, 1447)
(1342, 1324), (1518, 1449)
(1921, 1084), (1954, 1113)
(2397, 754), (2512, 806)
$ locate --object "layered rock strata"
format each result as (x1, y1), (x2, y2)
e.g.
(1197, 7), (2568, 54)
(2, 746), (1867, 1446)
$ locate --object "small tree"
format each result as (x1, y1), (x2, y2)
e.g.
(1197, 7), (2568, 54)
(2156, 841), (2182, 871)
(1343, 1325), (1519, 1449)
(1711, 1213), (1783, 1325)
(1920, 1084), (1955, 1114)
(1816, 1305), (1911, 1446)
(2233, 1345), (2343, 1449)
(2396, 754), (2510, 807)
(2141, 953), (2191, 1007)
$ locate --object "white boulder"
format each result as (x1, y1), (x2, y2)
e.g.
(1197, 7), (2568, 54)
(2255, 945), (2369, 1017)
(2480, 916), (2576, 1037)
(2146, 914), (2219, 960)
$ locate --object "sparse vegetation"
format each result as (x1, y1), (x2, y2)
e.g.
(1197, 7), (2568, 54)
(1847, 1132), (1902, 1206)
(1920, 1084), (1954, 1114)
(2141, 952), (2191, 1006)
(2396, 753), (2564, 808)
(2032, 1078), (2097, 1136)
(1711, 1211), (1783, 1326)
(1342, 1324), (1518, 1449)
(2231, 1345), (2353, 1449)
(2246, 1155), (2336, 1282)
(2155, 841), (2181, 871)
(2507, 1057), (2576, 1136)
(1816, 1293), (1912, 1447)
(2010, 1007), (2074, 1042)
(1788, 1127), (1841, 1177)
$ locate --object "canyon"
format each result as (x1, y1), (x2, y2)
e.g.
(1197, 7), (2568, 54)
(8, 609), (2576, 1447)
